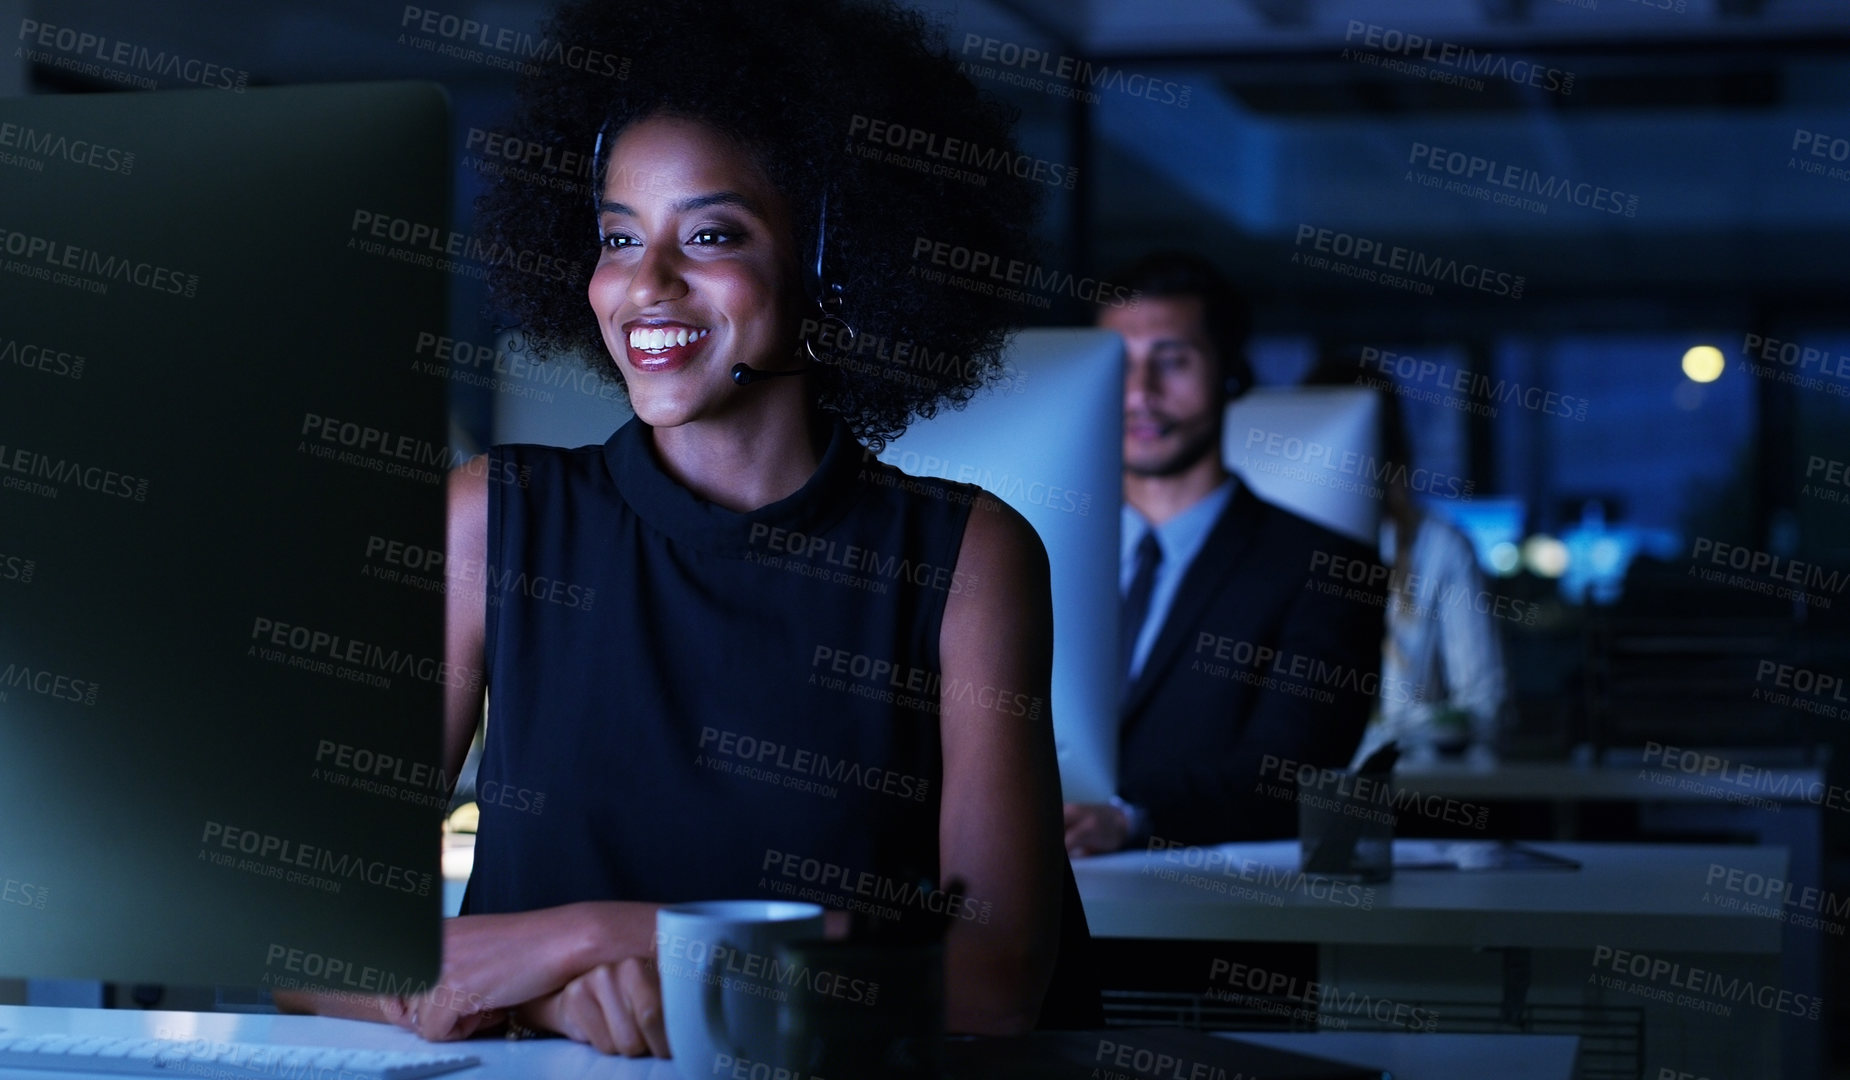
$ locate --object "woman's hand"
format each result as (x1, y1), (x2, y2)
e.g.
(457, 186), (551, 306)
(397, 908), (591, 1041)
(382, 994), (506, 1042)
(512, 956), (669, 1057)
(273, 988), (503, 1040)
(283, 900), (671, 1043)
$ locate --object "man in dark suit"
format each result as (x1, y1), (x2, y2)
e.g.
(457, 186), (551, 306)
(1063, 252), (1388, 854)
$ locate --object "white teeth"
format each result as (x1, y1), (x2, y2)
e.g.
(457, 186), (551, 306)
(626, 326), (710, 352)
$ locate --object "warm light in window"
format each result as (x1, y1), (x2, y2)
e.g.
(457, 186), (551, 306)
(1681, 345), (1724, 383)
(1522, 534), (1570, 578)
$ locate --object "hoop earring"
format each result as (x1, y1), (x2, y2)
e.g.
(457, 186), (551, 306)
(805, 286), (857, 364)
(801, 189), (856, 364)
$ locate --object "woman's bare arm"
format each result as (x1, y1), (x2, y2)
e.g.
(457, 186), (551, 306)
(441, 457), (490, 789)
(936, 494), (1064, 1035)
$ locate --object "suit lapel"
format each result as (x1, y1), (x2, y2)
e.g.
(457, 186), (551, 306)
(1121, 484), (1263, 721)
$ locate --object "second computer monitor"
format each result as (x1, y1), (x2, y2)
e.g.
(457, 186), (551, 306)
(878, 328), (1124, 804)
(1222, 386), (1383, 547)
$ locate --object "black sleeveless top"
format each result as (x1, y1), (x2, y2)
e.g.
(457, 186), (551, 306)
(463, 414), (1101, 1027)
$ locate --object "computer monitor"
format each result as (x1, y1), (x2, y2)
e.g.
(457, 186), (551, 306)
(878, 329), (1124, 804)
(1222, 386), (1383, 547)
(0, 82), (451, 990)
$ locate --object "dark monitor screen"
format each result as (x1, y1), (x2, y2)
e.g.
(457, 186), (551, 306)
(1, 81), (452, 991)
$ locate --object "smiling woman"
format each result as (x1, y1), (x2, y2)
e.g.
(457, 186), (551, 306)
(478, 0), (1041, 451)
(272, 0), (1098, 1061)
(582, 115), (812, 473)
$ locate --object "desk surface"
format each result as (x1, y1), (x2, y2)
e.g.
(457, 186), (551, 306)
(1234, 1031), (1578, 1080)
(1393, 759), (1825, 803)
(1074, 840), (1787, 952)
(0, 1006), (1578, 1080)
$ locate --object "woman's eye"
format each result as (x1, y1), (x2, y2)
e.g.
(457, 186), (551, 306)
(599, 233), (637, 250)
(689, 229), (739, 246)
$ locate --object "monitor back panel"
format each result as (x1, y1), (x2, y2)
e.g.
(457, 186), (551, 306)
(879, 328), (1123, 803)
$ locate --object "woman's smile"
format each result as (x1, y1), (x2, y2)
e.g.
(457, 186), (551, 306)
(622, 319), (713, 373)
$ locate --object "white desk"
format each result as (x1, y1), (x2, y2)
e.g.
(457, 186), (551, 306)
(1235, 1032), (1578, 1080)
(1390, 758), (1827, 1080)
(1074, 840), (1785, 952)
(1074, 841), (1790, 1080)
(0, 1006), (1578, 1080)
(1391, 759), (1826, 804)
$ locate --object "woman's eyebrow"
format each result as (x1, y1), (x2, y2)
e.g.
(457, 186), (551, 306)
(596, 191), (764, 218)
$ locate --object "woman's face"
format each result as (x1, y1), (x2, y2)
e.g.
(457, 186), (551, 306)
(589, 115), (799, 428)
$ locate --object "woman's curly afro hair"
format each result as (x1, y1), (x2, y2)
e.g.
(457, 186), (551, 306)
(477, 0), (1044, 450)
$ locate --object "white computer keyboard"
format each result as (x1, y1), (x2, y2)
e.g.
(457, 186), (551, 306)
(0, 1033), (480, 1079)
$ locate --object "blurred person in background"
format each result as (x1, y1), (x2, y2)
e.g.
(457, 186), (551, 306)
(1062, 253), (1386, 856)
(1304, 355), (1508, 763)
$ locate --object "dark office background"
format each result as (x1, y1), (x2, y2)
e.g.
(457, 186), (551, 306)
(5, 0), (1849, 1075)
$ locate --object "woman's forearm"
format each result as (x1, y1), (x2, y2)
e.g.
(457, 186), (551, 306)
(551, 899), (664, 973)
(942, 920), (1056, 1036)
(271, 988), (400, 1024)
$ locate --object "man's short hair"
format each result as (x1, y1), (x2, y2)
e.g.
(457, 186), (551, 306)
(1109, 251), (1255, 400)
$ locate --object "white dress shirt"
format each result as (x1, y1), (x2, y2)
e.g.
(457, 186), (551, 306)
(1367, 511), (1508, 758)
(1119, 478), (1238, 683)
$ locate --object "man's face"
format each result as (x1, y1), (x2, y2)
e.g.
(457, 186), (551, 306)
(1101, 295), (1223, 478)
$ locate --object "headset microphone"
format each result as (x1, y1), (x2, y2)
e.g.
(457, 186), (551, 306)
(731, 362), (811, 386)
(732, 187), (840, 389)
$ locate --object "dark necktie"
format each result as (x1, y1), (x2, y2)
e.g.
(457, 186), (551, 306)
(1121, 530), (1164, 698)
